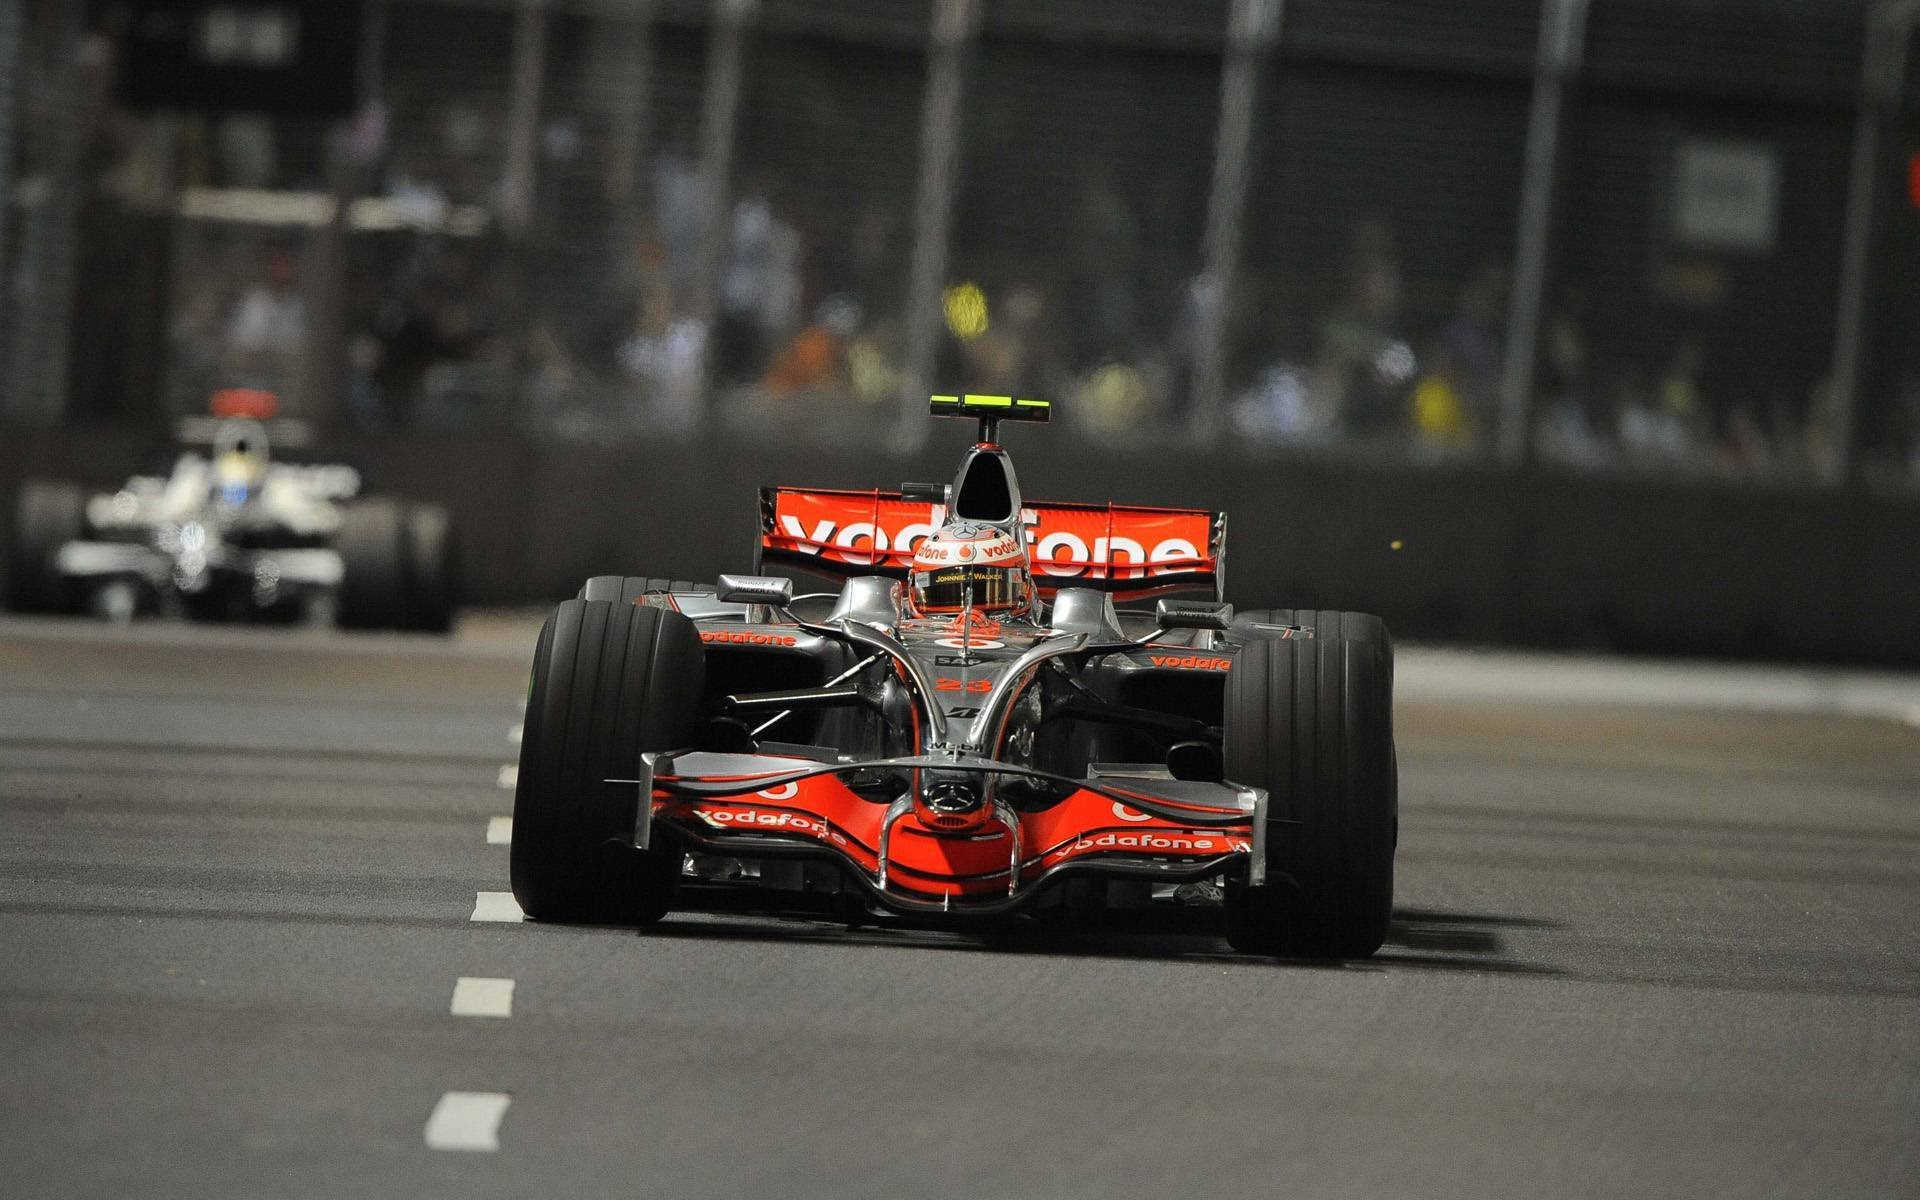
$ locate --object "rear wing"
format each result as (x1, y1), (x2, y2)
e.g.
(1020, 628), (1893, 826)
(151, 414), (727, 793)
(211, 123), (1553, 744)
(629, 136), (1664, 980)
(757, 487), (1225, 601)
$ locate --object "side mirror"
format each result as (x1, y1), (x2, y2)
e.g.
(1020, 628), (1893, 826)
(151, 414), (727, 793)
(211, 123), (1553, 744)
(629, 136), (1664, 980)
(901, 481), (948, 503)
(1154, 598), (1233, 631)
(716, 573), (794, 607)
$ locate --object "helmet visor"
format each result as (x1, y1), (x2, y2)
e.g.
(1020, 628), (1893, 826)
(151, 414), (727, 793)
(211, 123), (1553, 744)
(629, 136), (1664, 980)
(912, 565), (1024, 613)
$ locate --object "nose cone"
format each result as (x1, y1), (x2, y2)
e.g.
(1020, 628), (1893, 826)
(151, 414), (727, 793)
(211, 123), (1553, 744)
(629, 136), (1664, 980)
(914, 775), (993, 832)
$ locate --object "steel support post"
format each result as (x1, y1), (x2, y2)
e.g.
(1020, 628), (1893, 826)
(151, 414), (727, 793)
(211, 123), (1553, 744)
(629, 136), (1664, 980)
(898, 0), (980, 451)
(0, 0), (19, 391)
(302, 0), (387, 425)
(501, 0), (550, 237)
(1191, 0), (1282, 444)
(685, 0), (755, 430)
(4, 0), (86, 425)
(1497, 0), (1588, 466)
(1826, 0), (1916, 483)
(600, 0), (658, 272)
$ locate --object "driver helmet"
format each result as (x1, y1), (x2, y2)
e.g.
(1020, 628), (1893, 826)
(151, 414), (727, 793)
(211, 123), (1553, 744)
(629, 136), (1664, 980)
(907, 522), (1033, 617)
(212, 432), (269, 507)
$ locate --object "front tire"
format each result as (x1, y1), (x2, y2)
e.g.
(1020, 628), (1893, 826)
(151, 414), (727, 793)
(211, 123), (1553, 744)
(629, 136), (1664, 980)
(1223, 617), (1397, 958)
(511, 599), (705, 923)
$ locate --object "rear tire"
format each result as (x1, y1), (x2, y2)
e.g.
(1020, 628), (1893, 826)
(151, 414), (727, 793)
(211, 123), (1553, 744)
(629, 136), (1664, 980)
(7, 481), (86, 613)
(511, 599), (705, 923)
(1222, 617), (1396, 958)
(337, 500), (409, 629)
(578, 575), (706, 605)
(404, 503), (456, 633)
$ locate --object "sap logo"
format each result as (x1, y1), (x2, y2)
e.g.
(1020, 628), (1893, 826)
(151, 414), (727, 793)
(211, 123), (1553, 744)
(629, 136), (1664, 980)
(1147, 654), (1232, 672)
(701, 630), (799, 647)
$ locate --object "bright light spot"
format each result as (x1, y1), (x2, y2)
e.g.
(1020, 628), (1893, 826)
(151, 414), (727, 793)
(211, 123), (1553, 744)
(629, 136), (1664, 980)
(1390, 539), (1404, 551)
(943, 282), (989, 341)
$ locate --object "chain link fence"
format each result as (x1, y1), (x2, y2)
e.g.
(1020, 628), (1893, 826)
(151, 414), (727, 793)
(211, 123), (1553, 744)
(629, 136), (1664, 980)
(4, 0), (1916, 487)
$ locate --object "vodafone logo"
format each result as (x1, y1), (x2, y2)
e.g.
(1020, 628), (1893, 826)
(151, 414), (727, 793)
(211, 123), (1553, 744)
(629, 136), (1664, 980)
(1148, 654), (1231, 672)
(773, 507), (1207, 581)
(701, 630), (799, 647)
(1112, 802), (1153, 823)
(1066, 830), (1251, 855)
(703, 807), (825, 836)
(1030, 532), (1202, 581)
(757, 782), (799, 800)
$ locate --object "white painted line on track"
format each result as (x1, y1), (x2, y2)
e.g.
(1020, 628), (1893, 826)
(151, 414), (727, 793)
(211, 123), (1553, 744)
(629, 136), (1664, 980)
(508, 722), (522, 743)
(496, 764), (518, 789)
(470, 891), (525, 922)
(486, 817), (513, 845)
(450, 977), (515, 1018)
(425, 1092), (510, 1151)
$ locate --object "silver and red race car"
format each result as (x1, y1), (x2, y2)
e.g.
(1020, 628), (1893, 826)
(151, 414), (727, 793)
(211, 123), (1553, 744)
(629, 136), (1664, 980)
(512, 395), (1396, 957)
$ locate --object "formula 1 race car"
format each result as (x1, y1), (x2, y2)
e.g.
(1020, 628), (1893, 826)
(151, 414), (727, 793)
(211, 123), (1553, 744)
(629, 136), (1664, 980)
(5, 390), (453, 630)
(512, 395), (1396, 957)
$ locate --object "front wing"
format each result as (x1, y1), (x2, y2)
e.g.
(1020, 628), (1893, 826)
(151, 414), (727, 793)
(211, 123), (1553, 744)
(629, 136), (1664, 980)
(636, 751), (1267, 915)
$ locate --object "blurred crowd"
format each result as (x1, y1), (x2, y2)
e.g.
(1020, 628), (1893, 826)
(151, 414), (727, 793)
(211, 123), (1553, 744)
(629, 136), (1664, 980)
(82, 85), (1920, 486)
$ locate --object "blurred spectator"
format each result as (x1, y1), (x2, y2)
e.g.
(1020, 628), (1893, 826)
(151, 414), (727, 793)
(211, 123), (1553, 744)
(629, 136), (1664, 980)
(1315, 219), (1417, 437)
(653, 128), (702, 294)
(1071, 360), (1159, 438)
(1068, 160), (1142, 364)
(1440, 264), (1507, 443)
(1232, 361), (1320, 442)
(1533, 296), (1616, 466)
(1619, 340), (1712, 466)
(846, 318), (905, 408)
(224, 251), (306, 394)
(958, 282), (1054, 396)
(1409, 345), (1472, 453)
(763, 295), (860, 401)
(716, 180), (803, 383)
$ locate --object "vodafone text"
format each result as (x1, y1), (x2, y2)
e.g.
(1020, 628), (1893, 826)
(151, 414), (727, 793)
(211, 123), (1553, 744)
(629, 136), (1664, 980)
(777, 511), (1202, 580)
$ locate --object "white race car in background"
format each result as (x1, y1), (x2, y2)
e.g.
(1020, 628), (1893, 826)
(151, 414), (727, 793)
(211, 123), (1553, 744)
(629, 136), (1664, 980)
(6, 392), (453, 631)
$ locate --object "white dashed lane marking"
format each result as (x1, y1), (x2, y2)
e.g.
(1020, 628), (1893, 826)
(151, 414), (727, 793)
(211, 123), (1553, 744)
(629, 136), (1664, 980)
(486, 817), (513, 845)
(425, 1092), (511, 1151)
(496, 764), (518, 789)
(470, 891), (525, 922)
(450, 977), (515, 1018)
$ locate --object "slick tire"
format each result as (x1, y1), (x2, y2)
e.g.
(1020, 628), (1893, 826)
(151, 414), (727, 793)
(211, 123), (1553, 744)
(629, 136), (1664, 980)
(578, 576), (707, 604)
(337, 499), (409, 629)
(404, 503), (456, 633)
(1232, 608), (1386, 648)
(511, 599), (705, 924)
(1222, 616), (1397, 959)
(7, 481), (85, 613)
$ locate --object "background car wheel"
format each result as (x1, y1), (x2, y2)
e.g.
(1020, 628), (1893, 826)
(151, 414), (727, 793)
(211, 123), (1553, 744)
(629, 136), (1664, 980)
(578, 575), (707, 604)
(337, 500), (409, 629)
(7, 481), (86, 614)
(1222, 616), (1397, 958)
(511, 599), (705, 923)
(404, 503), (456, 633)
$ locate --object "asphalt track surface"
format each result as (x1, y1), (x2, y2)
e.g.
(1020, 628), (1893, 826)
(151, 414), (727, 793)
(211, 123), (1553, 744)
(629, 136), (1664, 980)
(1, 616), (1915, 1199)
